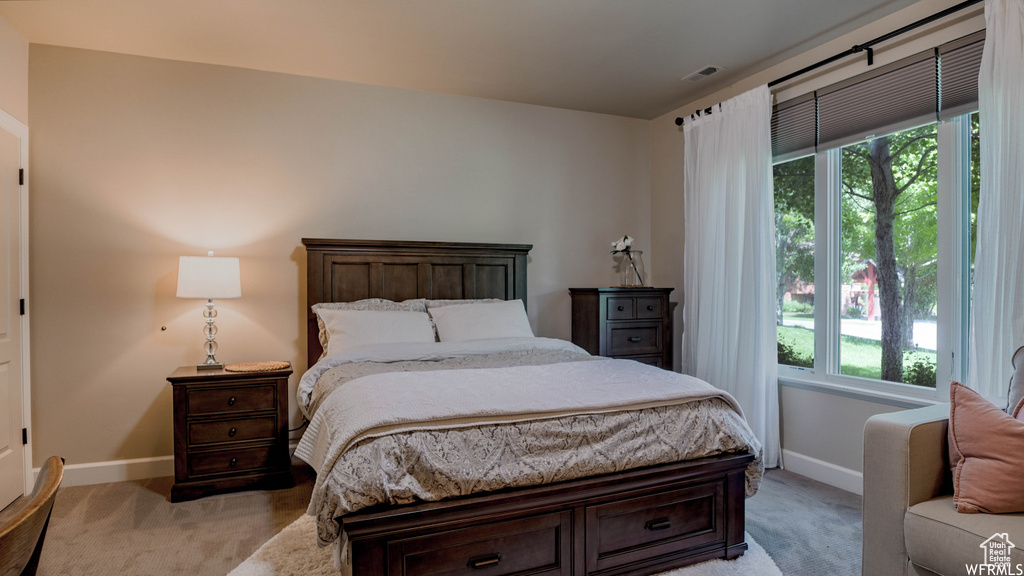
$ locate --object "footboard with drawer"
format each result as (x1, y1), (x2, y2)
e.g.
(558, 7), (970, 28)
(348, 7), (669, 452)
(341, 452), (752, 576)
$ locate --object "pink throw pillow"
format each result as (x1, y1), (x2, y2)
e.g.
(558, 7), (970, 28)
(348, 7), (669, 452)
(950, 382), (1024, 514)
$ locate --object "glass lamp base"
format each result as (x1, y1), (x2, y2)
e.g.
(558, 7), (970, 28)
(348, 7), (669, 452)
(197, 300), (223, 370)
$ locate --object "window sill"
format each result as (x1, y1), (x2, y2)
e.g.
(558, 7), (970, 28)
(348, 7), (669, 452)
(777, 369), (943, 409)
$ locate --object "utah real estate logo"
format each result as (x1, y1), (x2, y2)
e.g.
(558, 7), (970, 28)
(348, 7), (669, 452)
(966, 533), (1022, 575)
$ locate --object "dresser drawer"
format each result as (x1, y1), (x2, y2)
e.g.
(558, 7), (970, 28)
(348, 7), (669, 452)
(187, 384), (276, 416)
(188, 416), (277, 447)
(387, 512), (571, 576)
(637, 296), (665, 319)
(607, 297), (635, 320)
(188, 445), (280, 477)
(585, 482), (725, 573)
(607, 323), (662, 356)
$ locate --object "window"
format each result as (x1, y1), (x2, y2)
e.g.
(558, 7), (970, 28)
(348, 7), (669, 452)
(839, 123), (938, 386)
(774, 156), (815, 369)
(772, 120), (976, 395)
(770, 30), (983, 398)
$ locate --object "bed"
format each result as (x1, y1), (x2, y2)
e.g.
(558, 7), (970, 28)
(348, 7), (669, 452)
(296, 238), (762, 576)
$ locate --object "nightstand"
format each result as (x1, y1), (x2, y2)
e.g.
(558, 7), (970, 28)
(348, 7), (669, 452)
(569, 287), (674, 369)
(167, 366), (293, 502)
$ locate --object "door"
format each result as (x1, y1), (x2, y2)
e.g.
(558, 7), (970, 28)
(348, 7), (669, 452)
(0, 124), (22, 510)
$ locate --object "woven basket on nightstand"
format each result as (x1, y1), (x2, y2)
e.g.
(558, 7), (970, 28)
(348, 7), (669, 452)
(224, 361), (291, 373)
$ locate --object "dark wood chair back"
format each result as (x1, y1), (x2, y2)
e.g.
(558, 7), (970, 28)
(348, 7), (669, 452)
(0, 456), (64, 576)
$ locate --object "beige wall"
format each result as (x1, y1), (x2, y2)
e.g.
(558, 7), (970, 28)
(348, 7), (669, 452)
(648, 117), (685, 372)
(0, 14), (27, 124)
(778, 386), (903, 471)
(650, 0), (983, 475)
(28, 44), (651, 467)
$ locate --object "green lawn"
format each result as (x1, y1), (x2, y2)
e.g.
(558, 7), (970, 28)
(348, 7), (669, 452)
(777, 325), (937, 386)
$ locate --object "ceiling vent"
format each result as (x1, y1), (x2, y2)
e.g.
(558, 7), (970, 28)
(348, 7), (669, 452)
(682, 65), (724, 82)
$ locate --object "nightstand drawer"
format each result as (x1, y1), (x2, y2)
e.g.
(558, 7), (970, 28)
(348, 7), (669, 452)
(625, 355), (664, 368)
(188, 445), (279, 477)
(187, 384), (276, 416)
(188, 416), (277, 446)
(636, 297), (664, 319)
(607, 297), (635, 320)
(608, 324), (662, 356)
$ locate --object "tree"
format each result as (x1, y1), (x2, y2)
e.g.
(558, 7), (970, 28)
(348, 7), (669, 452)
(841, 125), (938, 383)
(773, 156), (815, 325)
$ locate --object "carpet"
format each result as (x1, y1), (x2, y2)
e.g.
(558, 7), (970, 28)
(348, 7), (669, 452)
(228, 515), (782, 576)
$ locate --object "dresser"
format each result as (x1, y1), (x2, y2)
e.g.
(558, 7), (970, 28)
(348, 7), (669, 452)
(569, 287), (674, 369)
(167, 366), (293, 502)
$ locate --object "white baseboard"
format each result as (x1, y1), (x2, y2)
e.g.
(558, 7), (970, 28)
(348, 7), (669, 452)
(46, 448), (857, 493)
(782, 449), (863, 495)
(35, 456), (174, 487)
(38, 442), (304, 487)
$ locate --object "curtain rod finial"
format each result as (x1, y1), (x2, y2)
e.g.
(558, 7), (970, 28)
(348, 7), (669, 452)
(675, 117), (684, 126)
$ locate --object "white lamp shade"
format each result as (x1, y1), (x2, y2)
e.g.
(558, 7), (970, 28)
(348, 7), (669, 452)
(176, 256), (241, 299)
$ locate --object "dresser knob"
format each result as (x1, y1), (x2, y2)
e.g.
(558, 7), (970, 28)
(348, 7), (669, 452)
(617, 306), (625, 311)
(229, 457), (238, 467)
(647, 305), (655, 311)
(227, 397), (236, 406)
(228, 427), (237, 437)
(628, 336), (642, 343)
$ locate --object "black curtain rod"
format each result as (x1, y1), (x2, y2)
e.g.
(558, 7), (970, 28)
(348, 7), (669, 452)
(674, 0), (983, 127)
(769, 0), (982, 87)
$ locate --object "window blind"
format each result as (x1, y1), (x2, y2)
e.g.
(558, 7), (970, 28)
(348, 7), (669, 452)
(771, 30), (984, 161)
(817, 51), (937, 151)
(939, 31), (985, 119)
(771, 92), (816, 162)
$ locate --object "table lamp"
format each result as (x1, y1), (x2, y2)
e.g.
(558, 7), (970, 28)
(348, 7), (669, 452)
(176, 252), (241, 370)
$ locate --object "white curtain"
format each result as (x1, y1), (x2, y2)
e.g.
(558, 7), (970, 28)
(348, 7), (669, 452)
(968, 0), (1024, 403)
(681, 85), (780, 467)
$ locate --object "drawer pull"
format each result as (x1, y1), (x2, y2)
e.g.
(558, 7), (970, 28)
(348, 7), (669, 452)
(647, 305), (655, 311)
(617, 305), (625, 311)
(468, 553), (501, 569)
(229, 457), (238, 467)
(227, 397), (236, 406)
(228, 427), (237, 437)
(644, 518), (671, 531)
(628, 336), (642, 343)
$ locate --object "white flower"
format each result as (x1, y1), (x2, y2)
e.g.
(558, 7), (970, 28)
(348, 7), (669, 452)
(611, 235), (634, 254)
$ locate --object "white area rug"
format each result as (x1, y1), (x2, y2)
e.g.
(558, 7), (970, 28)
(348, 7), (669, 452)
(228, 514), (783, 576)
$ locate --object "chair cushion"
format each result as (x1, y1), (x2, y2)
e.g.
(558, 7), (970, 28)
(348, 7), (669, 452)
(905, 496), (1024, 576)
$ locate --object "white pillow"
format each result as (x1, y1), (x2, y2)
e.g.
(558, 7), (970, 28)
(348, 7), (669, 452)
(312, 299), (428, 356)
(428, 300), (535, 342)
(317, 309), (436, 356)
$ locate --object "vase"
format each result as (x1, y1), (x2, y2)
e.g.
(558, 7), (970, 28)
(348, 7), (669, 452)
(620, 250), (645, 286)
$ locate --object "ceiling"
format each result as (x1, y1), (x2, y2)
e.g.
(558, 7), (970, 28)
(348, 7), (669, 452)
(0, 0), (923, 119)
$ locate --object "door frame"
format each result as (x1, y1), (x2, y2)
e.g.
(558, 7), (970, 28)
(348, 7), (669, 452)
(0, 107), (30, 495)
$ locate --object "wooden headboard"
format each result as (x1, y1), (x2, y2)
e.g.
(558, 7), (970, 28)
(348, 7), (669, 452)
(302, 238), (532, 368)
